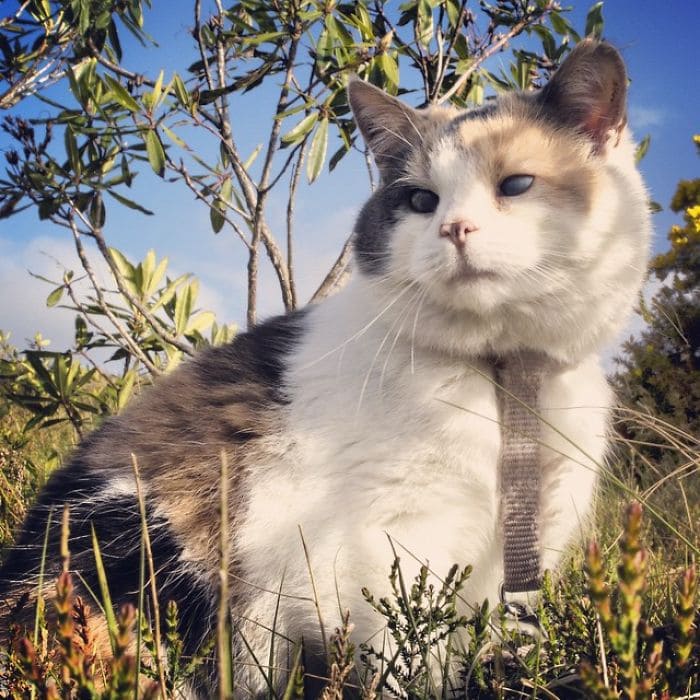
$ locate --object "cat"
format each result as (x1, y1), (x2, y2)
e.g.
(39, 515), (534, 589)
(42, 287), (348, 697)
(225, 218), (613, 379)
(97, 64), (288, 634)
(0, 39), (650, 697)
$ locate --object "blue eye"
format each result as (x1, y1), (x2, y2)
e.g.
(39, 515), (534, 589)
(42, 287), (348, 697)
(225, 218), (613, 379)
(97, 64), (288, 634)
(499, 174), (534, 197)
(408, 188), (439, 214)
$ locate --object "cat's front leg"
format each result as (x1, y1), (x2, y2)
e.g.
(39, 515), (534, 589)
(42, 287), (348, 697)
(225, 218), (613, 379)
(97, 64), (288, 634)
(538, 356), (612, 572)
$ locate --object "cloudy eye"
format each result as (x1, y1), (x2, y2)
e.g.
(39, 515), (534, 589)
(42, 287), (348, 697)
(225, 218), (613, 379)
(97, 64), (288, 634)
(499, 174), (534, 197)
(408, 188), (439, 214)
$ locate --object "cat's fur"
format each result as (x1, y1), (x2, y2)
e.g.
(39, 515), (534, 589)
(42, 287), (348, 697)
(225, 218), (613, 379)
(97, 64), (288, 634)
(0, 40), (650, 696)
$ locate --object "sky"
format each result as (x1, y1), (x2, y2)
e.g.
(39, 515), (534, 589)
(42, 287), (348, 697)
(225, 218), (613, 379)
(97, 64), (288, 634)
(0, 0), (698, 357)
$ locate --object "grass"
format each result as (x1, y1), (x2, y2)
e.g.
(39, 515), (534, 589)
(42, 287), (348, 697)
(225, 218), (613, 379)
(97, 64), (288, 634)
(0, 400), (698, 697)
(1, 498), (698, 698)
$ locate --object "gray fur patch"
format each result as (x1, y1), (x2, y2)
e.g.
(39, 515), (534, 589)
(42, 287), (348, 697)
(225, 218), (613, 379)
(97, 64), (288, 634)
(353, 183), (412, 276)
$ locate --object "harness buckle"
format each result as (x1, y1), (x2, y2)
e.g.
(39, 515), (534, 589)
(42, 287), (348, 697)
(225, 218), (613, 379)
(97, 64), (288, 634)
(498, 583), (544, 639)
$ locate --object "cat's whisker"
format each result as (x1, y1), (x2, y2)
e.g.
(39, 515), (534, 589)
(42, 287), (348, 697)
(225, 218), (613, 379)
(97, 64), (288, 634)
(410, 277), (441, 374)
(299, 281), (420, 369)
(355, 283), (426, 415)
(378, 270), (443, 389)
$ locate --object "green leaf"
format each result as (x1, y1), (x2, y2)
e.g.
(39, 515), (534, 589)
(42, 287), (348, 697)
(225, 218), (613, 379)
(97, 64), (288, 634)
(64, 126), (81, 175)
(635, 135), (651, 164)
(174, 281), (197, 336)
(144, 129), (166, 177)
(172, 73), (190, 108)
(141, 249), (156, 289)
(46, 286), (64, 308)
(150, 273), (189, 312)
(162, 125), (187, 148)
(107, 190), (154, 215)
(550, 11), (570, 37)
(210, 201), (225, 233)
(585, 2), (604, 38)
(243, 144), (263, 170)
(280, 112), (318, 146)
(185, 310), (215, 335)
(220, 177), (233, 204)
(467, 81), (484, 106)
(151, 69), (165, 111)
(117, 370), (137, 411)
(373, 53), (399, 94)
(328, 142), (350, 172)
(109, 247), (135, 283)
(210, 177), (232, 234)
(146, 255), (168, 297)
(104, 74), (141, 113)
(416, 0), (434, 47)
(91, 525), (119, 654)
(89, 192), (105, 229)
(306, 118), (328, 183)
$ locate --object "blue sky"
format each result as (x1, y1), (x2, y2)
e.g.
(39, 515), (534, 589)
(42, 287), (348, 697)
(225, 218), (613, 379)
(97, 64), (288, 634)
(0, 0), (697, 353)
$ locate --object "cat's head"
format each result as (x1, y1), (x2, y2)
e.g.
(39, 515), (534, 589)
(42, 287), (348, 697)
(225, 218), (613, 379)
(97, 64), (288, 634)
(348, 40), (650, 362)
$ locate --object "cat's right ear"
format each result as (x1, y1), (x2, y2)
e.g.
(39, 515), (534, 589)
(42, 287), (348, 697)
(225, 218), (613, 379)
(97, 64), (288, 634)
(347, 78), (423, 177)
(538, 40), (627, 153)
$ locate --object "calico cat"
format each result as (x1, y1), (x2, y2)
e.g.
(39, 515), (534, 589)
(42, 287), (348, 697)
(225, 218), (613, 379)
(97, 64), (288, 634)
(0, 39), (650, 697)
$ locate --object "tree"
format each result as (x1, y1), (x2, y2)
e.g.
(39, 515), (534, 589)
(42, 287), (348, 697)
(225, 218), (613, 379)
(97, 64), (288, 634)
(612, 135), (700, 485)
(0, 0), (596, 433)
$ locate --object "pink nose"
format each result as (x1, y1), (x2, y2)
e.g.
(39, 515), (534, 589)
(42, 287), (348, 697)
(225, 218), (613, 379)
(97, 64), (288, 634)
(439, 220), (478, 248)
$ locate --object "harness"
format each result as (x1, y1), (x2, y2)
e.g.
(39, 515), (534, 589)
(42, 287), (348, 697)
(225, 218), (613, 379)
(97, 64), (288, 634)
(494, 351), (558, 631)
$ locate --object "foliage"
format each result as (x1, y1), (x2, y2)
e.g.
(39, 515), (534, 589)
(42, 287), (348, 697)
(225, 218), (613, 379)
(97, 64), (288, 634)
(0, 333), (75, 552)
(612, 135), (700, 542)
(360, 556), (473, 696)
(581, 503), (700, 699)
(2, 502), (699, 698)
(0, 0), (587, 368)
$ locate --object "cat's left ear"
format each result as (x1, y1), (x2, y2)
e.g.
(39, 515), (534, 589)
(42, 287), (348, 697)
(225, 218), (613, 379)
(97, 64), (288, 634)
(538, 40), (627, 152)
(347, 77), (424, 177)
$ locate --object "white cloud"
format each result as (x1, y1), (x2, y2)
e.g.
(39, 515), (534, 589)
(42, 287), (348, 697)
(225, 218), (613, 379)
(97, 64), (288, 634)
(0, 197), (358, 353)
(0, 235), (98, 349)
(0, 233), (231, 352)
(628, 104), (665, 131)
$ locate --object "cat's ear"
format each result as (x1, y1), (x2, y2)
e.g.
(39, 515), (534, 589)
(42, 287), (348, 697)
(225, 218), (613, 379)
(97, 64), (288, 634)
(347, 78), (423, 176)
(539, 40), (627, 152)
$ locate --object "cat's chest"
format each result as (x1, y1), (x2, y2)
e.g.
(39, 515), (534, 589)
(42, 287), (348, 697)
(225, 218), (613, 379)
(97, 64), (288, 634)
(288, 351), (503, 496)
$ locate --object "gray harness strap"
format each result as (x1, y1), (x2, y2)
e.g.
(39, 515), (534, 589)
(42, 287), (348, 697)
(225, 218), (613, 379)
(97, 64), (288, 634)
(494, 351), (551, 597)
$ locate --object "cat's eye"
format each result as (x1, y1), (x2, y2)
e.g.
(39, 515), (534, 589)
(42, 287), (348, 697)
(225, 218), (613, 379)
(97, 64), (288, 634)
(499, 174), (534, 197)
(408, 188), (439, 214)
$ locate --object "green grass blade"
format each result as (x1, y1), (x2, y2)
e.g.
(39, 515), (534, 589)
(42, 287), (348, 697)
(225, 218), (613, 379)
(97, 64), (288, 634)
(281, 644), (303, 700)
(90, 523), (119, 654)
(268, 571), (286, 700)
(33, 506), (53, 646)
(135, 530), (145, 700)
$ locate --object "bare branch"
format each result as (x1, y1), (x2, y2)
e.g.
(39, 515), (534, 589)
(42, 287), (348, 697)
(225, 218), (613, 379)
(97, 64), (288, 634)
(63, 277), (140, 384)
(169, 159), (253, 251)
(249, 15), (302, 321)
(286, 139), (310, 309)
(311, 235), (354, 304)
(86, 37), (157, 88)
(437, 5), (554, 104)
(194, 0), (216, 92)
(0, 53), (71, 109)
(430, 0), (468, 102)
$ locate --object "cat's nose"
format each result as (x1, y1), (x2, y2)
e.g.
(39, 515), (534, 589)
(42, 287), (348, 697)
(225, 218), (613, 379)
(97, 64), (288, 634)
(439, 220), (478, 249)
